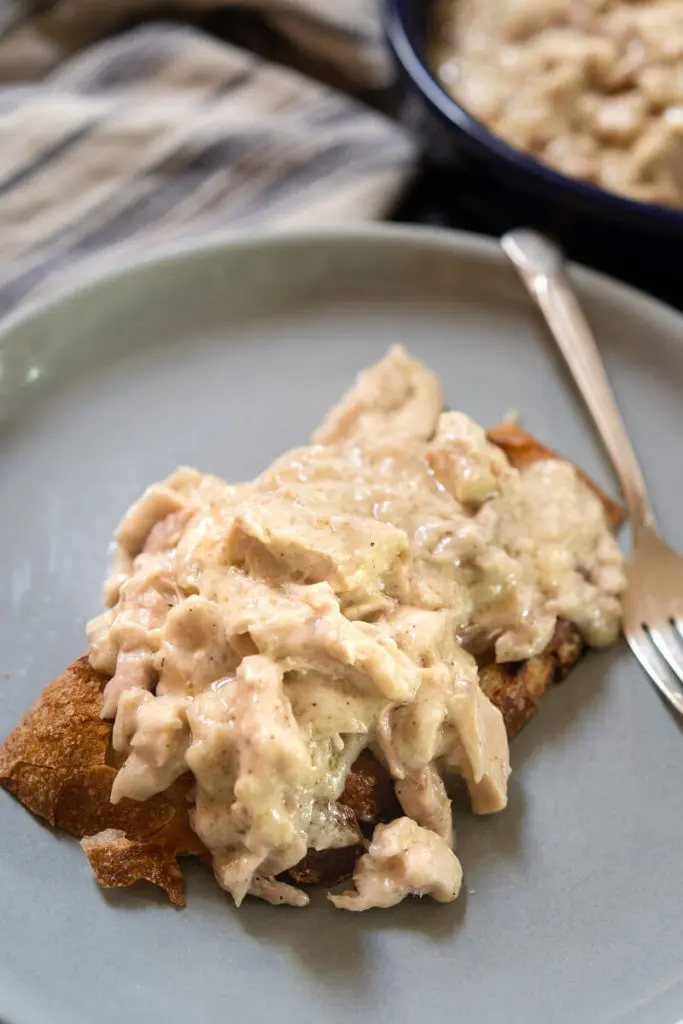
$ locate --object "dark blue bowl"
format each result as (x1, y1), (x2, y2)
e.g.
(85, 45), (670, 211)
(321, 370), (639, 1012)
(385, 0), (683, 251)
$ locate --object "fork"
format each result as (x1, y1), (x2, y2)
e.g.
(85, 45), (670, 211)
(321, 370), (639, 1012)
(502, 228), (683, 716)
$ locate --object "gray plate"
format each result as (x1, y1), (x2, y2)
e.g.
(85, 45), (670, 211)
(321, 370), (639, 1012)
(1, 227), (683, 1024)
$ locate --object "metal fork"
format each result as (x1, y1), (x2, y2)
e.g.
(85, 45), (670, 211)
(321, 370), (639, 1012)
(502, 228), (683, 715)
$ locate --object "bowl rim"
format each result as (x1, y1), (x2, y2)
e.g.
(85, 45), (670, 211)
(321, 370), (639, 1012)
(384, 0), (683, 233)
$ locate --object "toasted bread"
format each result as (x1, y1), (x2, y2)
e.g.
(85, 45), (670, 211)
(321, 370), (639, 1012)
(479, 619), (585, 739)
(0, 658), (205, 905)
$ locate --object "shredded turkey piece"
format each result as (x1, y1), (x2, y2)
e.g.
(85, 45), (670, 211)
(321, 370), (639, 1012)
(329, 818), (463, 911)
(87, 346), (625, 910)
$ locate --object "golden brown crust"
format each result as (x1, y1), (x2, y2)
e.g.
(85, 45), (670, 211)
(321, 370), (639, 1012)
(286, 805), (365, 887)
(0, 657), (111, 789)
(0, 657), (205, 905)
(339, 748), (403, 827)
(287, 843), (365, 887)
(487, 424), (625, 530)
(81, 831), (187, 907)
(479, 621), (585, 739)
(551, 619), (586, 681)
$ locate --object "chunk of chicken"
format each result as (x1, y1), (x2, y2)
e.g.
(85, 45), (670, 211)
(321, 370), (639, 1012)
(107, 484), (188, 603)
(386, 646), (510, 814)
(426, 412), (511, 507)
(86, 608), (118, 676)
(386, 606), (464, 667)
(155, 596), (240, 698)
(186, 655), (312, 906)
(395, 764), (454, 845)
(248, 875), (309, 908)
(329, 818), (462, 911)
(95, 563), (183, 718)
(285, 673), (386, 738)
(144, 507), (194, 555)
(225, 575), (420, 702)
(433, 671), (510, 814)
(312, 345), (443, 446)
(110, 691), (190, 804)
(228, 498), (407, 617)
(452, 687), (511, 814)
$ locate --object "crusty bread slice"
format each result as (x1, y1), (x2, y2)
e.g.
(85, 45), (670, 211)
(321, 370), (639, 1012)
(479, 619), (585, 738)
(0, 658), (205, 905)
(0, 430), (623, 904)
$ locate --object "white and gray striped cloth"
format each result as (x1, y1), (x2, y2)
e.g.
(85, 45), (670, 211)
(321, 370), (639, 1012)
(0, 1), (416, 316)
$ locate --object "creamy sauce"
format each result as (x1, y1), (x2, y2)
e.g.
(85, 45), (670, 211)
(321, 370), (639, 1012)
(87, 347), (625, 909)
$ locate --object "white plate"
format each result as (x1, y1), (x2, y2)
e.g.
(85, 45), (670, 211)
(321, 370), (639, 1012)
(2, 227), (683, 1024)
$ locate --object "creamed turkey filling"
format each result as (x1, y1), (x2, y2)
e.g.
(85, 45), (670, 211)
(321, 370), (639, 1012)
(435, 0), (683, 208)
(87, 347), (625, 909)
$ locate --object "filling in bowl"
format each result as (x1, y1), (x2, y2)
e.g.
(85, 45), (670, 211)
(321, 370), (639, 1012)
(433, 0), (683, 208)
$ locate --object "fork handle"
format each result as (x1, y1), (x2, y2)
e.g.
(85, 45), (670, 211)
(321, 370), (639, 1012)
(502, 229), (655, 531)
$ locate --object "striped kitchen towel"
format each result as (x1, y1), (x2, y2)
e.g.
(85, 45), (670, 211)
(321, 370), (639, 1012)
(0, 1), (416, 316)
